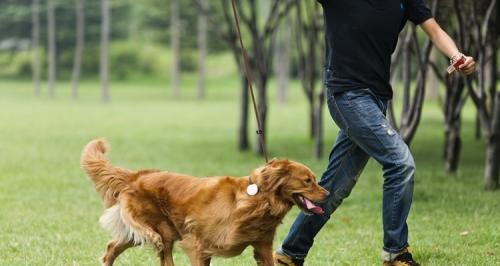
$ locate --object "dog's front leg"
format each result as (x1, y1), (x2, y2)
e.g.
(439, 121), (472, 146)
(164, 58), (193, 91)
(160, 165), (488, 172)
(184, 248), (211, 266)
(158, 242), (175, 266)
(253, 242), (274, 266)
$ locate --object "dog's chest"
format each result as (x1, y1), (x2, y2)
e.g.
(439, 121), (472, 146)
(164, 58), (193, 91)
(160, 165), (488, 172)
(187, 215), (281, 256)
(225, 216), (282, 247)
(237, 217), (281, 236)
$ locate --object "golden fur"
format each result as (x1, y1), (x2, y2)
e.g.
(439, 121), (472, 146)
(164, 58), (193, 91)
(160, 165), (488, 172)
(81, 138), (328, 266)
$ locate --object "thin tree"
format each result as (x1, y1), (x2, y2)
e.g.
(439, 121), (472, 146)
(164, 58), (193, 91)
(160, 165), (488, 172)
(197, 0), (208, 100)
(47, 0), (56, 98)
(387, 0), (438, 145)
(100, 0), (110, 103)
(425, 49), (440, 100)
(400, 25), (434, 144)
(194, 0), (249, 150)
(387, 36), (404, 128)
(275, 18), (291, 104)
(170, 0), (181, 98)
(461, 0), (499, 189)
(71, 0), (85, 101)
(128, 2), (140, 40)
(193, 0), (294, 155)
(428, 1), (469, 173)
(295, 0), (325, 158)
(230, 0), (295, 155)
(31, 0), (41, 97)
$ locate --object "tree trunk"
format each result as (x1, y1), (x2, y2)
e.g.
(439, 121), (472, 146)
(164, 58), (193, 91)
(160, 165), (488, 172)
(309, 97), (315, 140)
(170, 0), (181, 98)
(238, 75), (249, 151)
(387, 101), (398, 129)
(100, 0), (110, 103)
(425, 49), (439, 100)
(255, 75), (268, 156)
(71, 0), (85, 101)
(196, 0), (207, 100)
(275, 21), (290, 104)
(475, 113), (482, 140)
(304, 33), (317, 140)
(484, 137), (500, 190)
(484, 92), (500, 190)
(442, 70), (466, 173)
(313, 90), (325, 159)
(489, 41), (497, 115)
(444, 120), (462, 173)
(399, 26), (433, 145)
(480, 41), (498, 141)
(47, 0), (56, 98)
(128, 3), (139, 40)
(31, 0), (41, 97)
(401, 31), (412, 126)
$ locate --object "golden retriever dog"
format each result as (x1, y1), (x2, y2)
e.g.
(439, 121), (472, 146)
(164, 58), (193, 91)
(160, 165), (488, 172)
(81, 138), (328, 266)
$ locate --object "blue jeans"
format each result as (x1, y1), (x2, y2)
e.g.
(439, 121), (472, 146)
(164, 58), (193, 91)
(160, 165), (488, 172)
(279, 88), (415, 259)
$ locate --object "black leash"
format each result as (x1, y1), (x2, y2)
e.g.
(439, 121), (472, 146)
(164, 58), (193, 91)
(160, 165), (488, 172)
(230, 0), (269, 163)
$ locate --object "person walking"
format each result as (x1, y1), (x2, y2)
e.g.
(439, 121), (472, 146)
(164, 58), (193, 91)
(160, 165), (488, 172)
(274, 0), (476, 265)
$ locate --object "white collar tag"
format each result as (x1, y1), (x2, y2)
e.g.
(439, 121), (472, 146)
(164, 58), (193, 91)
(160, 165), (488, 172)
(246, 183), (259, 196)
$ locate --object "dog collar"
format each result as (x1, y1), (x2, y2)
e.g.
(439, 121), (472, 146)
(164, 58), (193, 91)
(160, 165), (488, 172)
(246, 177), (259, 196)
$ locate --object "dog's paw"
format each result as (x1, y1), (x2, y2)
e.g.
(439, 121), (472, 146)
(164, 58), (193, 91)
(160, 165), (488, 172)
(100, 255), (110, 266)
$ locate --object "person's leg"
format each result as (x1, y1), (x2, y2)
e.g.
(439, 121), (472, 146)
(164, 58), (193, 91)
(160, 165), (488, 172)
(329, 89), (416, 258)
(277, 91), (370, 260)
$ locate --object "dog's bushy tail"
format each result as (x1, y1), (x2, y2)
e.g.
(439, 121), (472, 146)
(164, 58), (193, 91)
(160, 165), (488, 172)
(80, 138), (132, 207)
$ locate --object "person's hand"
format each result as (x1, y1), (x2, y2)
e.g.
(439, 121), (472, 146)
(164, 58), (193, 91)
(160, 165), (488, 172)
(453, 54), (476, 75)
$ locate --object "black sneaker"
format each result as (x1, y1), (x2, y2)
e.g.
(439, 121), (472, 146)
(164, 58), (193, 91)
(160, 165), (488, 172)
(383, 248), (420, 266)
(273, 250), (304, 266)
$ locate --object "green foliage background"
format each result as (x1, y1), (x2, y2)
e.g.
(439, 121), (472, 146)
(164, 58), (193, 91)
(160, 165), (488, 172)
(0, 0), (228, 80)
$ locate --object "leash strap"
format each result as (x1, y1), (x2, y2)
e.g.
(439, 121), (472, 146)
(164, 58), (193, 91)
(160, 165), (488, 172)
(230, 0), (269, 163)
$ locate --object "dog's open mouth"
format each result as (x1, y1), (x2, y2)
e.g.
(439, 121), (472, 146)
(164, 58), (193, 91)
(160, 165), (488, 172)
(293, 194), (324, 215)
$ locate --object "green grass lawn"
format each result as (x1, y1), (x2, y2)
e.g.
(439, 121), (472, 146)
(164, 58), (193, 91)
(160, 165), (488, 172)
(0, 78), (499, 266)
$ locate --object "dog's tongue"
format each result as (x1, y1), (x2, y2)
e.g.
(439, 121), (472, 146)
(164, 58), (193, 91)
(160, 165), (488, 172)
(302, 197), (324, 215)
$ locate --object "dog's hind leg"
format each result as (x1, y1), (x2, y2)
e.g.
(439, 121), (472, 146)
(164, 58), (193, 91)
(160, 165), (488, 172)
(253, 242), (274, 266)
(158, 242), (174, 266)
(101, 239), (135, 266)
(157, 222), (179, 266)
(120, 195), (164, 252)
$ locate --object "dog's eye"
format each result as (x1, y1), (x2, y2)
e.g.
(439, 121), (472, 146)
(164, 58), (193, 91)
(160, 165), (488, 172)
(304, 178), (312, 184)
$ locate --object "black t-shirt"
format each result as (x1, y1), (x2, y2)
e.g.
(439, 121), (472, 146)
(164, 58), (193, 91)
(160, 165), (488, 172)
(318, 0), (433, 99)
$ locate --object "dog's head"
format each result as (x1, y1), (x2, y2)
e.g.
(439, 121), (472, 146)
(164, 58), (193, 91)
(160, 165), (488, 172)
(251, 158), (329, 215)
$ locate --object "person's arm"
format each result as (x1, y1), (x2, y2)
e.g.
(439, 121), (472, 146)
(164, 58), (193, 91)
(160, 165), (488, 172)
(419, 18), (476, 75)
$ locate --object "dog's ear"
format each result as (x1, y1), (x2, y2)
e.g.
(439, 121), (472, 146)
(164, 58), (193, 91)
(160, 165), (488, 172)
(259, 159), (290, 188)
(266, 158), (291, 169)
(265, 158), (279, 166)
(265, 159), (290, 176)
